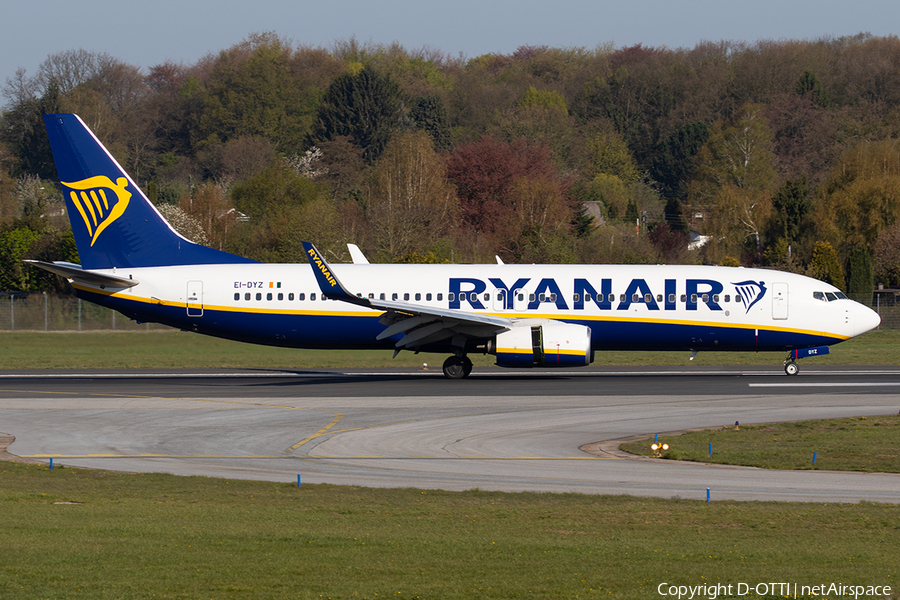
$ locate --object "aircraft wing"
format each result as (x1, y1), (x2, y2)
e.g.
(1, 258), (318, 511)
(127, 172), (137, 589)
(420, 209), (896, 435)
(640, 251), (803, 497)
(24, 260), (140, 288)
(302, 242), (512, 351)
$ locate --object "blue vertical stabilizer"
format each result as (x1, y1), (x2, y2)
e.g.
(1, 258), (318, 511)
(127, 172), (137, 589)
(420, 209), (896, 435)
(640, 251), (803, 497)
(43, 113), (255, 269)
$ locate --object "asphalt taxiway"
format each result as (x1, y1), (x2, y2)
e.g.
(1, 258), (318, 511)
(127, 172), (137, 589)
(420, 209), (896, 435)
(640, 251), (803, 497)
(1, 366), (899, 502)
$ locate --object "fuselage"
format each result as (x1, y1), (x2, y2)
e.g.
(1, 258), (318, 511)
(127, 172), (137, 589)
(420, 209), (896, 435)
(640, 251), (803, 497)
(71, 262), (879, 355)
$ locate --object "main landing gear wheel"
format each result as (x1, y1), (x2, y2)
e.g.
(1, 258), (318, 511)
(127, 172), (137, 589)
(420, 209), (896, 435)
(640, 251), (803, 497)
(784, 361), (799, 376)
(442, 355), (473, 379)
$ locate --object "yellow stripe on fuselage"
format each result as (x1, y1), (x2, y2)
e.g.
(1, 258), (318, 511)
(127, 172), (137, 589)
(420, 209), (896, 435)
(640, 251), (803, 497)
(72, 283), (848, 340)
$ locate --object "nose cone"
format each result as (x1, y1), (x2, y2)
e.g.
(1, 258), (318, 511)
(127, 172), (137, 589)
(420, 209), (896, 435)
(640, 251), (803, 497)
(850, 301), (881, 337)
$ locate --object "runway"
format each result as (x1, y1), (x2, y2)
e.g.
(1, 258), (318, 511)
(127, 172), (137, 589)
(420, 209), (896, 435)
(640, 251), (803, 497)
(2, 366), (899, 503)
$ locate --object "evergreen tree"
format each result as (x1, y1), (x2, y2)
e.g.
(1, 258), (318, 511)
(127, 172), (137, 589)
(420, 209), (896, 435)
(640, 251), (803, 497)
(809, 241), (846, 291)
(846, 245), (874, 298)
(313, 65), (401, 163)
(408, 94), (451, 151)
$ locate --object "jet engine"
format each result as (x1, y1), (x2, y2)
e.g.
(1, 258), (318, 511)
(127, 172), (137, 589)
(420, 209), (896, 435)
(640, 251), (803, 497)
(490, 320), (592, 368)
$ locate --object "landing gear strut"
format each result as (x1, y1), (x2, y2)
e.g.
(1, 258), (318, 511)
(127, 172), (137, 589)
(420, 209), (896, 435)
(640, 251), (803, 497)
(442, 355), (473, 379)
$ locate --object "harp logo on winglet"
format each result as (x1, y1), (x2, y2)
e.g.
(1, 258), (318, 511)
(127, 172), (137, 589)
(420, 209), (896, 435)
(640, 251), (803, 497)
(63, 176), (132, 246)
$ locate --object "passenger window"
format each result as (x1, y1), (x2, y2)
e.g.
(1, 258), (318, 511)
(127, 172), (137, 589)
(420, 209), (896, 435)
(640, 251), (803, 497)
(539, 294), (546, 302)
(620, 294), (626, 302)
(469, 292), (477, 302)
(267, 293), (273, 301)
(256, 293), (262, 301)
(245, 293), (251, 301)
(724, 295), (729, 302)
(550, 293), (557, 301)
(691, 294), (697, 303)
(448, 293), (455, 302)
(426, 293), (432, 301)
(680, 294), (686, 302)
(289, 293), (294, 301)
(380, 293), (385, 300)
(702, 294), (709, 303)
(404, 293), (410, 301)
(713, 294), (719, 302)
(483, 293), (489, 301)
(656, 294), (663, 302)
(278, 293), (283, 301)
(392, 293), (398, 301)
(668, 294), (675, 303)
(518, 294), (525, 301)
(573, 293), (580, 302)
(608, 293), (615, 303)
(298, 293), (305, 301)
(437, 293), (443, 301)
(311, 293), (316, 301)
(368, 293), (374, 299)
(234, 293), (240, 301)
(644, 293), (652, 303)
(529, 294), (535, 302)
(632, 294), (639, 302)
(416, 293), (421, 301)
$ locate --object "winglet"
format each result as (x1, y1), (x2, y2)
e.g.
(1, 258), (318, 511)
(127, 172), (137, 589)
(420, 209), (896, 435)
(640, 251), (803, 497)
(302, 241), (369, 307)
(347, 243), (370, 264)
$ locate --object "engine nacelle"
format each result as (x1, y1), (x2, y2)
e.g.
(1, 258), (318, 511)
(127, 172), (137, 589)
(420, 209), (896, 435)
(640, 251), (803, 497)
(492, 320), (592, 368)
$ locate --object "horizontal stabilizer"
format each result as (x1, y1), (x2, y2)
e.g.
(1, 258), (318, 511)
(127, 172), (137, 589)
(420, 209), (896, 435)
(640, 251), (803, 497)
(24, 260), (139, 288)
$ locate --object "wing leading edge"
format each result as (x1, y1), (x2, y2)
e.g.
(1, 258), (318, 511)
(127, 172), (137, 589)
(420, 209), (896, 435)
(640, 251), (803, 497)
(301, 242), (511, 352)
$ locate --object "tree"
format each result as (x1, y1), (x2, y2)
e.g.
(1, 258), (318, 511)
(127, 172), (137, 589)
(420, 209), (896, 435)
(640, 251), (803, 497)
(690, 105), (777, 261)
(809, 241), (846, 291)
(873, 221), (900, 286)
(365, 130), (458, 260)
(817, 140), (900, 251)
(444, 136), (560, 233)
(408, 94), (451, 150)
(846, 245), (873, 297)
(0, 225), (41, 290)
(193, 34), (320, 153)
(312, 64), (402, 163)
(770, 178), (811, 245)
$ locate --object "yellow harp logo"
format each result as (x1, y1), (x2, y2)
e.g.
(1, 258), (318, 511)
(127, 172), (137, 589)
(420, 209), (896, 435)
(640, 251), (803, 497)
(64, 176), (131, 246)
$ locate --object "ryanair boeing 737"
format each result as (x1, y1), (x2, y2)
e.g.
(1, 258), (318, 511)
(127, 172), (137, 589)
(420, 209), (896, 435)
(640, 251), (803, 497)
(28, 114), (881, 378)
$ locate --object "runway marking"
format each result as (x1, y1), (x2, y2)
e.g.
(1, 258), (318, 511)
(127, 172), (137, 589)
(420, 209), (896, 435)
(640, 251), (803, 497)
(749, 382), (900, 388)
(4, 369), (900, 379)
(284, 412), (344, 454)
(22, 453), (615, 460)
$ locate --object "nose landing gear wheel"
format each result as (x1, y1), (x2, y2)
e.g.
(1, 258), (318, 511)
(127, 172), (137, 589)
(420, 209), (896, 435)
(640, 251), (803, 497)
(784, 361), (799, 376)
(442, 355), (473, 379)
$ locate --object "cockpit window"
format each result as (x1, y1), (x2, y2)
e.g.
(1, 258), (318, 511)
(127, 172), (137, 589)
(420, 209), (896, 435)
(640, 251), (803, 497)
(834, 291), (848, 299)
(813, 291), (826, 301)
(825, 292), (838, 302)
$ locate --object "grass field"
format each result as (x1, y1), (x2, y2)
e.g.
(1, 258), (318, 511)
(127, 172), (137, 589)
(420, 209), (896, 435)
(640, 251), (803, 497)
(620, 415), (900, 472)
(0, 328), (898, 369)
(1, 461), (897, 600)
(2, 329), (898, 598)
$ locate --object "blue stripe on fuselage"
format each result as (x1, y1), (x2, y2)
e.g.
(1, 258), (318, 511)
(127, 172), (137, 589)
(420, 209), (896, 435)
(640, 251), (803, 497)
(77, 289), (843, 353)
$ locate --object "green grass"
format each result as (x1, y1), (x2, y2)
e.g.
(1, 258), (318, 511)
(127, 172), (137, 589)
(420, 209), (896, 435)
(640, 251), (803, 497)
(0, 328), (897, 369)
(1, 461), (898, 599)
(621, 415), (900, 472)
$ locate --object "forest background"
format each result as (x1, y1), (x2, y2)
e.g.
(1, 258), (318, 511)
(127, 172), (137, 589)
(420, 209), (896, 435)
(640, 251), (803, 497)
(2, 32), (900, 298)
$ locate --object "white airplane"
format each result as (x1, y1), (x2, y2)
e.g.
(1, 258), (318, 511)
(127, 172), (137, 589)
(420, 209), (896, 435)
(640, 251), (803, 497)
(29, 113), (881, 378)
